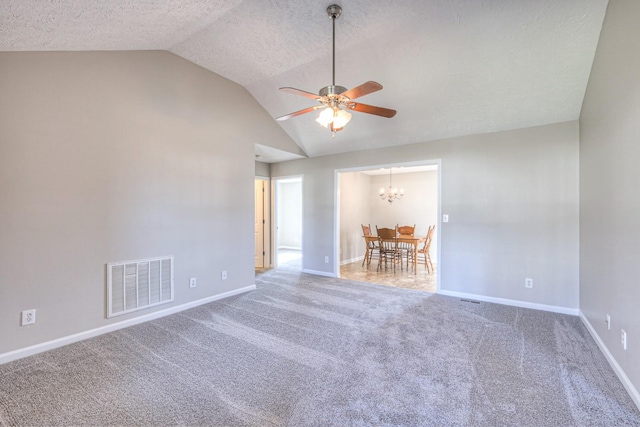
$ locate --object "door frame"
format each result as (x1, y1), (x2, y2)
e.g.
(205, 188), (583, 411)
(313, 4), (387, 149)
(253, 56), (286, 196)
(255, 176), (270, 269)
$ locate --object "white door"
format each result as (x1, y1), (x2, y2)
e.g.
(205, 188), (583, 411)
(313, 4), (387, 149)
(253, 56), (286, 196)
(254, 179), (265, 268)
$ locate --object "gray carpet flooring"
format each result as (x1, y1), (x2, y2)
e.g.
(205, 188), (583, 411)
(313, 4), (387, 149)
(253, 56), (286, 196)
(1, 269), (639, 426)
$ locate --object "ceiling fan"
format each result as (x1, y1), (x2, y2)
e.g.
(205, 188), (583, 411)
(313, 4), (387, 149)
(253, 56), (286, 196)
(276, 4), (396, 136)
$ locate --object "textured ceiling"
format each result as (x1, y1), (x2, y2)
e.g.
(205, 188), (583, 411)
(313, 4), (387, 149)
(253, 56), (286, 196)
(1, 0), (609, 162)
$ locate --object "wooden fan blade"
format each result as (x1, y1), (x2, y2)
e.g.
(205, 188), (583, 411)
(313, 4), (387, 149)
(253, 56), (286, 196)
(347, 102), (396, 118)
(341, 81), (383, 100)
(279, 87), (321, 100)
(276, 106), (321, 121)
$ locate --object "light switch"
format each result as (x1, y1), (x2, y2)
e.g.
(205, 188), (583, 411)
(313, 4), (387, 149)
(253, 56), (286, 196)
(443, 214), (449, 223)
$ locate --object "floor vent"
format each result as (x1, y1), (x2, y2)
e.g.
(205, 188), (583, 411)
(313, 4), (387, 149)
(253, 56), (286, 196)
(107, 256), (174, 318)
(460, 299), (481, 304)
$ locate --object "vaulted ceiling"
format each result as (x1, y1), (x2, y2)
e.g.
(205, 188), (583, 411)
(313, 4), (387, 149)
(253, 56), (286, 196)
(1, 0), (608, 162)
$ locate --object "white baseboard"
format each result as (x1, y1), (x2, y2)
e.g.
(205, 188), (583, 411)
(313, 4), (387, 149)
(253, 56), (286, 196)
(438, 289), (579, 316)
(580, 311), (640, 411)
(340, 256), (364, 265)
(0, 285), (256, 366)
(302, 269), (337, 278)
(277, 246), (301, 251)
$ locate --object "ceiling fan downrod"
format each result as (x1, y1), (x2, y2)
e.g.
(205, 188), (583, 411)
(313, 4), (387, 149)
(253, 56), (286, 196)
(327, 4), (342, 87)
(319, 5), (347, 103)
(326, 4), (345, 138)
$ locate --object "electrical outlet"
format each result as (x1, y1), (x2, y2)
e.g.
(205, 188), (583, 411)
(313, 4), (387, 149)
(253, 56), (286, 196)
(621, 330), (627, 350)
(221, 270), (227, 280)
(324, 256), (329, 263)
(21, 309), (36, 326)
(189, 277), (197, 288)
(606, 314), (611, 330)
(525, 278), (533, 288)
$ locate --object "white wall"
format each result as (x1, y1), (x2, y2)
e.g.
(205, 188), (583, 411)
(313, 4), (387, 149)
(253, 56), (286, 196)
(339, 172), (371, 262)
(0, 51), (296, 355)
(271, 121), (579, 311)
(579, 0), (640, 399)
(255, 161), (270, 177)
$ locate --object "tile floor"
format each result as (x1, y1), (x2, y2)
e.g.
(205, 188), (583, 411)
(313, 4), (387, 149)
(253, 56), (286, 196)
(340, 258), (436, 293)
(259, 249), (436, 293)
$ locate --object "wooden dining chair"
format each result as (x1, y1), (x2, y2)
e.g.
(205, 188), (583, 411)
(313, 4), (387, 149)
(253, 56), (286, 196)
(361, 223), (379, 266)
(376, 226), (402, 272)
(416, 225), (435, 273)
(397, 224), (415, 236)
(396, 224), (416, 269)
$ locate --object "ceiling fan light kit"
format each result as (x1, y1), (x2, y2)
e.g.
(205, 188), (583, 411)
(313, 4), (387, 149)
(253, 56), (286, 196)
(316, 107), (351, 130)
(276, 4), (396, 137)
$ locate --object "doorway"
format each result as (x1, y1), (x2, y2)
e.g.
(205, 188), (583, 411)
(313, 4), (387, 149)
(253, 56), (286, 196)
(274, 176), (303, 270)
(335, 162), (441, 292)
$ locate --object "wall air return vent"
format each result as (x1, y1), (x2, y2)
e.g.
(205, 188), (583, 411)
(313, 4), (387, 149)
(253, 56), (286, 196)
(107, 256), (174, 318)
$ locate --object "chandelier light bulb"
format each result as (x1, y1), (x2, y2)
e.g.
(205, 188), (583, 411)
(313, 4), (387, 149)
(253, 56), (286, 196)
(379, 169), (404, 203)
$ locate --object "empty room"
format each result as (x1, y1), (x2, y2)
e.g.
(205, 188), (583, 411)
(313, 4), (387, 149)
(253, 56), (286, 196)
(1, 0), (639, 425)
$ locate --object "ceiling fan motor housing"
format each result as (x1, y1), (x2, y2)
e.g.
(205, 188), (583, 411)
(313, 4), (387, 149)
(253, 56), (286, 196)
(319, 85), (347, 97)
(319, 85), (349, 108)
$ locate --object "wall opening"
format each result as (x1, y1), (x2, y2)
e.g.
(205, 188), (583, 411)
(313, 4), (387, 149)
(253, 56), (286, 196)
(274, 176), (303, 271)
(336, 162), (441, 293)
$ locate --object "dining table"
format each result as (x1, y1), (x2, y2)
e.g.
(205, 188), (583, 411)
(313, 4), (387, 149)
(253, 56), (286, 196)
(364, 234), (426, 274)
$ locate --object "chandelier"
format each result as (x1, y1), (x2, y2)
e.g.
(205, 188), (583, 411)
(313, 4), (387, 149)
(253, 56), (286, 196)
(379, 168), (404, 203)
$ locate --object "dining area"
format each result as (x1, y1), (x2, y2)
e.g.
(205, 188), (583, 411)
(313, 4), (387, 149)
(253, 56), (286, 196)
(361, 224), (435, 273)
(338, 167), (439, 292)
(339, 223), (437, 292)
